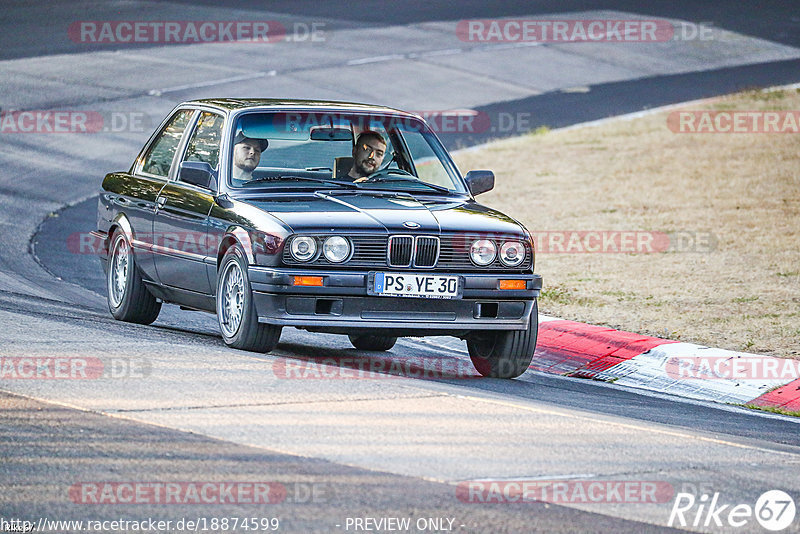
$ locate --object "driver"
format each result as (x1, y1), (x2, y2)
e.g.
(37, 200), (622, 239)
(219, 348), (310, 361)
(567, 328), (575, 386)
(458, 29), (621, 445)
(232, 132), (269, 184)
(347, 131), (386, 182)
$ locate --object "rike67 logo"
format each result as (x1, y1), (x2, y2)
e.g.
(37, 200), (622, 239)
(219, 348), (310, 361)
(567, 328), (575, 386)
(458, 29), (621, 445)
(669, 489), (796, 531)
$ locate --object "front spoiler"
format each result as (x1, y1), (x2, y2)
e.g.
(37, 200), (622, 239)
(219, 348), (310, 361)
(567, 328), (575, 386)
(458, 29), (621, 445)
(248, 266), (541, 334)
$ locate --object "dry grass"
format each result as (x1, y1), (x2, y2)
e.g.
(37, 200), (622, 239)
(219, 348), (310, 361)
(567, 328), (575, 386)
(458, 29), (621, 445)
(453, 88), (800, 358)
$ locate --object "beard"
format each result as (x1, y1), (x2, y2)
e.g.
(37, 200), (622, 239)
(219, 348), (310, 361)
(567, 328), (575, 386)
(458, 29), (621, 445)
(236, 157), (258, 173)
(355, 158), (377, 176)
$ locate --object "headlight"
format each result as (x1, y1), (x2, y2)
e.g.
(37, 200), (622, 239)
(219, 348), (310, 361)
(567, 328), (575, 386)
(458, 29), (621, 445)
(323, 236), (350, 263)
(499, 241), (525, 266)
(290, 236), (317, 262)
(470, 239), (496, 266)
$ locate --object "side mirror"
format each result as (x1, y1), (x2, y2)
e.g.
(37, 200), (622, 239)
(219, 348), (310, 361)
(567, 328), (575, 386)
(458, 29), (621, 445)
(179, 161), (217, 190)
(464, 170), (494, 196)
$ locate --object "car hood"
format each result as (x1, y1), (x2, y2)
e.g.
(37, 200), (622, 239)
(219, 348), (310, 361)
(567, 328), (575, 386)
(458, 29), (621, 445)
(244, 191), (526, 236)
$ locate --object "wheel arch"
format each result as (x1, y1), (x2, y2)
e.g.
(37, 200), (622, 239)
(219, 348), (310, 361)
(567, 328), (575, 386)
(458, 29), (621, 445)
(216, 226), (255, 268)
(109, 213), (134, 245)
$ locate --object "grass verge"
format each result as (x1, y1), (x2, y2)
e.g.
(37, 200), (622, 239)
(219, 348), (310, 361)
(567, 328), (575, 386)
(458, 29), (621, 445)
(453, 87), (800, 359)
(742, 404), (800, 418)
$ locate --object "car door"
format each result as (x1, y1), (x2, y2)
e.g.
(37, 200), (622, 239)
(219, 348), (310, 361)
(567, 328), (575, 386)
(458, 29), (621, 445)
(152, 110), (224, 294)
(128, 108), (195, 283)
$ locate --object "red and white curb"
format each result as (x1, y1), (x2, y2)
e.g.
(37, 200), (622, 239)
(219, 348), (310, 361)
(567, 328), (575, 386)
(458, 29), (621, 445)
(414, 315), (800, 413)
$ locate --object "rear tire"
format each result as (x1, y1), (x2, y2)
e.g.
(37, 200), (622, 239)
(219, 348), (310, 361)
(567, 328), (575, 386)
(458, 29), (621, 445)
(107, 229), (161, 324)
(467, 299), (538, 379)
(217, 245), (282, 352)
(348, 334), (397, 351)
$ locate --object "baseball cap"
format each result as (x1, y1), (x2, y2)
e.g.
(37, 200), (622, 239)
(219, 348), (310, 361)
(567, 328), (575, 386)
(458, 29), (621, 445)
(234, 131), (269, 151)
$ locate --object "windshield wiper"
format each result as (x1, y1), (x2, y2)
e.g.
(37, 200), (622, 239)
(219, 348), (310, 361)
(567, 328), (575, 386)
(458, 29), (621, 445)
(358, 176), (452, 193)
(245, 175), (360, 189)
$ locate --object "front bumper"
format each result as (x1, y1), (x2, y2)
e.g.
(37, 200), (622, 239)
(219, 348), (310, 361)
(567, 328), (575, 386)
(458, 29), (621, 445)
(248, 266), (542, 334)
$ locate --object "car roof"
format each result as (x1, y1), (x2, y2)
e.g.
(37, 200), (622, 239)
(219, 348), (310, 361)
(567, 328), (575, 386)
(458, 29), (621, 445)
(185, 98), (415, 116)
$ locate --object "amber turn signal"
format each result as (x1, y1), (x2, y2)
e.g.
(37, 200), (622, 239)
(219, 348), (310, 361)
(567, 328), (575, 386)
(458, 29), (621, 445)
(293, 276), (324, 287)
(499, 279), (526, 290)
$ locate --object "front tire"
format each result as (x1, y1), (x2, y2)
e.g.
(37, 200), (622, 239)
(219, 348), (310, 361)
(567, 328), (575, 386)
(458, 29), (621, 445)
(348, 334), (397, 351)
(467, 299), (538, 379)
(107, 229), (161, 324)
(217, 245), (281, 352)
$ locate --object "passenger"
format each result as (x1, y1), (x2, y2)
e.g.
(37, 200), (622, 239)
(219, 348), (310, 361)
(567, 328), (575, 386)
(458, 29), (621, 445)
(348, 131), (386, 181)
(232, 132), (268, 184)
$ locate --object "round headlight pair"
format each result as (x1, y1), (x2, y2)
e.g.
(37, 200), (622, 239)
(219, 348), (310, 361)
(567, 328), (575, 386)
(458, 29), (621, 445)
(290, 236), (350, 263)
(469, 239), (525, 267)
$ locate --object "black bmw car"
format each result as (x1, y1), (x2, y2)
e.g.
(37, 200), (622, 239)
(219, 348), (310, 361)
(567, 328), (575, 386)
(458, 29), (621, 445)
(94, 99), (542, 378)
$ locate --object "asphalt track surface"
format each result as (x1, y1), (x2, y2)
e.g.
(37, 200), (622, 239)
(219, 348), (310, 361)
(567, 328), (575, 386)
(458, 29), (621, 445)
(2, 1), (800, 533)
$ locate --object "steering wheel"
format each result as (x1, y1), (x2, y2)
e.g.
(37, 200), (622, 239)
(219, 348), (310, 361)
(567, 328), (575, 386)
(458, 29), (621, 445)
(366, 168), (415, 180)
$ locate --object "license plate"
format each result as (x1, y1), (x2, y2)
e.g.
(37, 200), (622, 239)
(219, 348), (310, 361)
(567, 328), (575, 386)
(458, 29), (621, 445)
(372, 272), (460, 299)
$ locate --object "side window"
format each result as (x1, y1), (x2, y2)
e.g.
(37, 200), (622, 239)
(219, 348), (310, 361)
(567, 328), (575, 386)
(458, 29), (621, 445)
(400, 129), (453, 187)
(140, 109), (194, 177)
(183, 112), (224, 170)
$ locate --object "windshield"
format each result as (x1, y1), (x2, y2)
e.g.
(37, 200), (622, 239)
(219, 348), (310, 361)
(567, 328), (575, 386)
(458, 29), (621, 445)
(226, 111), (466, 194)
